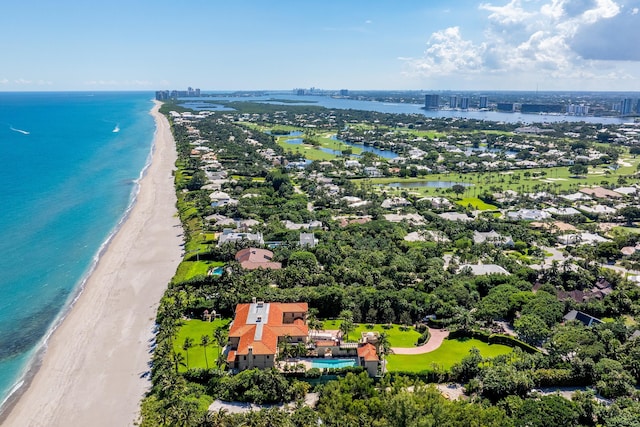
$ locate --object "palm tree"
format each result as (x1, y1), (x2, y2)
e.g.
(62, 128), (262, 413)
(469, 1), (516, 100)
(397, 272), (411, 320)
(201, 334), (211, 369)
(216, 352), (227, 372)
(182, 337), (194, 369)
(214, 328), (228, 368)
(172, 351), (185, 374)
(339, 319), (355, 342)
(376, 332), (392, 358)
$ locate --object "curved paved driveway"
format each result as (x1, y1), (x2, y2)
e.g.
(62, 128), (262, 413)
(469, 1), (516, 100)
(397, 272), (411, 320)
(391, 328), (449, 355)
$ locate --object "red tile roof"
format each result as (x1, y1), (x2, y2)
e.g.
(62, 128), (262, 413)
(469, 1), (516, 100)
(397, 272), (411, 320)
(235, 248), (282, 270)
(357, 343), (379, 362)
(228, 303), (308, 358)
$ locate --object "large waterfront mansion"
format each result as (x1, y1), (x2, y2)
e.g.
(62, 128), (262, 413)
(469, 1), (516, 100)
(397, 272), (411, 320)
(226, 301), (380, 376)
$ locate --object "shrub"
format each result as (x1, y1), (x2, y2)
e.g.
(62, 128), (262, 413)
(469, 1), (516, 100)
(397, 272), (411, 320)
(417, 329), (431, 346)
(305, 368), (322, 378)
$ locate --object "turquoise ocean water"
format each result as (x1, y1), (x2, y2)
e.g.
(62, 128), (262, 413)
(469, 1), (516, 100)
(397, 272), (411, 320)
(0, 92), (156, 408)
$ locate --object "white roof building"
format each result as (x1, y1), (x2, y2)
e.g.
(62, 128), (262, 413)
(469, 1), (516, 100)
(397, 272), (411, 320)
(459, 264), (510, 275)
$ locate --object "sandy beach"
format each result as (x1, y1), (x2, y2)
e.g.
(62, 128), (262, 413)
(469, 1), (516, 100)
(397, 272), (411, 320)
(1, 101), (183, 426)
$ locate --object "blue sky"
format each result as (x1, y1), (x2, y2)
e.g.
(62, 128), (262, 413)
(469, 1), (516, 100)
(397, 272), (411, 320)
(1, 0), (639, 91)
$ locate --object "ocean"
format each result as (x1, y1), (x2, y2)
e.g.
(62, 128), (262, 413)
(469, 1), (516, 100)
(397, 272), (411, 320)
(0, 92), (156, 408)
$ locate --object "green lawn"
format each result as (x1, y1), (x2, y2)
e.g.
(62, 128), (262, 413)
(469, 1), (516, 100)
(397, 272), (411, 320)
(277, 132), (368, 162)
(173, 261), (224, 283)
(456, 197), (497, 210)
(385, 338), (513, 372)
(359, 157), (640, 197)
(321, 321), (421, 348)
(173, 318), (231, 371)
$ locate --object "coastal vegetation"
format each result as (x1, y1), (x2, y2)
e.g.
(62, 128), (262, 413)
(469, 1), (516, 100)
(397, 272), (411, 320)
(143, 100), (640, 426)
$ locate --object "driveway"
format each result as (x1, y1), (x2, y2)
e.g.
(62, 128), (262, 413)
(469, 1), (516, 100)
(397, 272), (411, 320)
(391, 328), (449, 355)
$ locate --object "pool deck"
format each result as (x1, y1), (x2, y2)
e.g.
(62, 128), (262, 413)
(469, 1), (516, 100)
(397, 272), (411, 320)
(280, 357), (357, 371)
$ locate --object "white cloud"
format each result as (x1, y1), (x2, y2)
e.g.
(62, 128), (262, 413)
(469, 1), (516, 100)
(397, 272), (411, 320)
(126, 80), (153, 87)
(401, 27), (486, 76)
(14, 78), (32, 84)
(85, 80), (119, 86)
(0, 78), (8, 84)
(402, 0), (640, 85)
(480, 0), (533, 25)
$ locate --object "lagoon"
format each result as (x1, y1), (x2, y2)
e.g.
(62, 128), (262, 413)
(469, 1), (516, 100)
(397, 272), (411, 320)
(282, 133), (399, 159)
(182, 93), (628, 125)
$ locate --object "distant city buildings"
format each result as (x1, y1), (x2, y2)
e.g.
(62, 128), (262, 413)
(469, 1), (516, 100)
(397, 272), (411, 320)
(424, 94), (440, 110)
(520, 103), (564, 113)
(619, 98), (633, 115)
(497, 102), (515, 112)
(459, 97), (470, 110)
(567, 104), (589, 115)
(449, 95), (458, 109)
(479, 96), (488, 109)
(155, 87), (201, 100)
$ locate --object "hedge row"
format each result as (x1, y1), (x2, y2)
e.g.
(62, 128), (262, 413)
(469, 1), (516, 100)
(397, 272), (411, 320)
(448, 329), (540, 354)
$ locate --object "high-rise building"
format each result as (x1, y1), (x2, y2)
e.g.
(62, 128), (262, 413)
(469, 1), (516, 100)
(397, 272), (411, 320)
(339, 89), (349, 96)
(497, 103), (514, 112)
(637, 99), (640, 114)
(449, 95), (458, 109)
(479, 96), (488, 109)
(567, 104), (589, 115)
(459, 97), (470, 109)
(424, 94), (440, 110)
(620, 98), (633, 115)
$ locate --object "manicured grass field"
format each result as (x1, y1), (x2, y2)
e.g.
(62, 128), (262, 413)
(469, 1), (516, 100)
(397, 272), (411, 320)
(173, 261), (224, 283)
(277, 132), (368, 162)
(456, 197), (498, 210)
(385, 338), (513, 372)
(321, 321), (422, 348)
(173, 318), (231, 371)
(277, 137), (338, 161)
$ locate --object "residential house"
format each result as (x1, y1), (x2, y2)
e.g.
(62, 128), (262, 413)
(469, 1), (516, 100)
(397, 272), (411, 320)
(381, 197), (411, 209)
(579, 187), (623, 200)
(417, 196), (452, 209)
(506, 209), (551, 221)
(227, 302), (308, 371)
(218, 230), (264, 246)
(299, 232), (318, 248)
(439, 212), (473, 222)
(563, 310), (603, 327)
(282, 220), (323, 231)
(235, 248), (282, 270)
(357, 343), (379, 377)
(472, 230), (514, 247)
(459, 264), (510, 276)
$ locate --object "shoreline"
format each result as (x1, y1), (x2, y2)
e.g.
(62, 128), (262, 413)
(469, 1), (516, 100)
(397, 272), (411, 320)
(0, 101), (184, 426)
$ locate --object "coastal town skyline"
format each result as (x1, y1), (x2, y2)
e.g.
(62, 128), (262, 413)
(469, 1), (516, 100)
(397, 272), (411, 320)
(2, 0), (640, 92)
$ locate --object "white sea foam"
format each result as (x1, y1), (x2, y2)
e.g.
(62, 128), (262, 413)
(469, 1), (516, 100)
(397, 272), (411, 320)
(9, 126), (29, 135)
(112, 125), (120, 133)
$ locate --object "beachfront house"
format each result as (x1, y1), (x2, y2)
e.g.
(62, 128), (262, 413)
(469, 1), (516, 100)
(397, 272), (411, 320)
(225, 301), (381, 376)
(227, 302), (309, 371)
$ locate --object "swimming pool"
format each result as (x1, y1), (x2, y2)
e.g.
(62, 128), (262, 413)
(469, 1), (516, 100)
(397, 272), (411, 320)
(311, 358), (357, 369)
